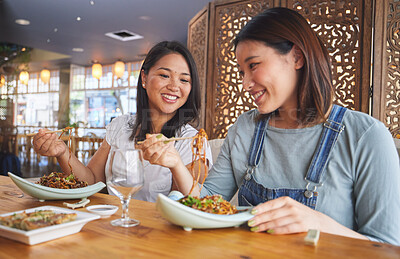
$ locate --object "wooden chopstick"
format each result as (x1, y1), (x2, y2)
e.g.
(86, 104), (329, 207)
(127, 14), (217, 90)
(26, 129), (65, 137)
(136, 136), (194, 144)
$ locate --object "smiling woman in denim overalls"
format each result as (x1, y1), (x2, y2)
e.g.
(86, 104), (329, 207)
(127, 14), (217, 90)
(141, 8), (400, 245)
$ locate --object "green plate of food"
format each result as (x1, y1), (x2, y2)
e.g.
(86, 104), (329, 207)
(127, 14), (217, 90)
(8, 172), (106, 201)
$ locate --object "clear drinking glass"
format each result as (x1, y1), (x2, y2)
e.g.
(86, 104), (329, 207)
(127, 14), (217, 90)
(107, 148), (144, 227)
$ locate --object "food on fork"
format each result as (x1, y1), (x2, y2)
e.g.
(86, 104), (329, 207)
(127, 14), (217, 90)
(36, 172), (88, 189)
(0, 210), (77, 231)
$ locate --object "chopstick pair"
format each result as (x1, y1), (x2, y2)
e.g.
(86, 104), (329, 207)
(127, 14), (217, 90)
(136, 136), (194, 145)
(26, 129), (66, 137)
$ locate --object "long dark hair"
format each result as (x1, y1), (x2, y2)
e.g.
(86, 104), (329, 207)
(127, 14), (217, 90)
(233, 7), (333, 124)
(130, 41), (200, 141)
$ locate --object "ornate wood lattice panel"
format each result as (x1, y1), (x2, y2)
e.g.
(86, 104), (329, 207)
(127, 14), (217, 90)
(373, 0), (400, 138)
(211, 0), (275, 139)
(189, 0), (372, 139)
(188, 5), (209, 129)
(286, 0), (372, 113)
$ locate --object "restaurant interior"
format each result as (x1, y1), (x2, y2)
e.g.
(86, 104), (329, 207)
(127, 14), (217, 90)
(1, 0), (399, 178)
(0, 0), (212, 176)
(0, 0), (400, 255)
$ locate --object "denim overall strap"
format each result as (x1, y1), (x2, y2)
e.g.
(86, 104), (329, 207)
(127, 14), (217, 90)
(239, 114), (319, 208)
(244, 118), (269, 181)
(303, 105), (347, 197)
(248, 119), (269, 167)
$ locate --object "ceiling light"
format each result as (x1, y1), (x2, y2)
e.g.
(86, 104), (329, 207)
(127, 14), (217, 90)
(90, 0), (95, 5)
(114, 61), (125, 79)
(40, 69), (50, 84)
(76, 17), (81, 21)
(15, 19), (30, 25)
(54, 28), (58, 32)
(72, 48), (84, 52)
(92, 63), (102, 80)
(19, 71), (29, 85)
(138, 16), (151, 21)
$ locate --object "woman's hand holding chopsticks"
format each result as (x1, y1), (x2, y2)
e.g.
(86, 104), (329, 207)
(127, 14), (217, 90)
(137, 134), (183, 169)
(136, 135), (194, 145)
(32, 129), (69, 158)
(26, 126), (74, 137)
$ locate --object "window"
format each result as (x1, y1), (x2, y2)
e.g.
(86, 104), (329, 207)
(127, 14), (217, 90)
(0, 71), (60, 127)
(70, 61), (142, 128)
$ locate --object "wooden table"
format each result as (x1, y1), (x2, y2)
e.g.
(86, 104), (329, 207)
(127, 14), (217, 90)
(0, 176), (399, 258)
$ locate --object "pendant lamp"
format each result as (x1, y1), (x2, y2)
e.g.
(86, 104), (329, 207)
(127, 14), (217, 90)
(40, 69), (50, 84)
(114, 61), (125, 79)
(0, 75), (5, 87)
(19, 71), (29, 85)
(92, 63), (102, 80)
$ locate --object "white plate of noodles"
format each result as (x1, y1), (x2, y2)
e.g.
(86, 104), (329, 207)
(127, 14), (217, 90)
(156, 193), (253, 231)
(8, 172), (106, 201)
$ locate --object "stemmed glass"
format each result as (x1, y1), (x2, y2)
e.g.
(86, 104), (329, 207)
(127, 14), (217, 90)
(107, 148), (144, 227)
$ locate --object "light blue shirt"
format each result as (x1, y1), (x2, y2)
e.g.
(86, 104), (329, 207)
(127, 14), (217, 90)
(201, 109), (400, 245)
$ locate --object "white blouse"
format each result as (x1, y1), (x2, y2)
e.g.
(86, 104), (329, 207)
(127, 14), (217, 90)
(105, 114), (213, 202)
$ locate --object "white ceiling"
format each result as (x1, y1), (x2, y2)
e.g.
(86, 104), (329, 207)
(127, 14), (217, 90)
(0, 0), (211, 72)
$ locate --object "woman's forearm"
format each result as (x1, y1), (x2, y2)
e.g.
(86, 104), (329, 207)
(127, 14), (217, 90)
(171, 161), (200, 197)
(56, 150), (97, 184)
(320, 213), (368, 240)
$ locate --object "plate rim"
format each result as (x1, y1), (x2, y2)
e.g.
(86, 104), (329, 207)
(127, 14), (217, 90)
(86, 204), (118, 216)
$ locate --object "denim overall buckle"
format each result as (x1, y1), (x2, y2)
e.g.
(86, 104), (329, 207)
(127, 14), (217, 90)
(304, 181), (323, 199)
(245, 166), (256, 181)
(323, 119), (345, 133)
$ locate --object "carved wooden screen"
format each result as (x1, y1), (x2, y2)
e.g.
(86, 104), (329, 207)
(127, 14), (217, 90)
(212, 0), (276, 138)
(189, 0), (372, 139)
(373, 0), (400, 138)
(188, 5), (210, 129)
(285, 0), (372, 113)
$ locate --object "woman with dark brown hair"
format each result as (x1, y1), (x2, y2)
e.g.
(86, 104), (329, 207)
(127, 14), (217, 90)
(33, 41), (213, 202)
(141, 8), (400, 244)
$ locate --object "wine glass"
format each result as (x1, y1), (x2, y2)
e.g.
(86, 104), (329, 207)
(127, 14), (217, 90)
(106, 148), (144, 227)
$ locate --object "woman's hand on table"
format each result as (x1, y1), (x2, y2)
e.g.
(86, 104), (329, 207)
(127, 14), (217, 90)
(248, 196), (369, 240)
(248, 196), (325, 234)
(33, 129), (68, 158)
(138, 134), (182, 169)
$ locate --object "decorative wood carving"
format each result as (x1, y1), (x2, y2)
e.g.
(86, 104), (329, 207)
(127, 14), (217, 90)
(189, 0), (373, 139)
(287, 0), (372, 113)
(211, 1), (274, 139)
(188, 6), (209, 129)
(373, 0), (400, 137)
